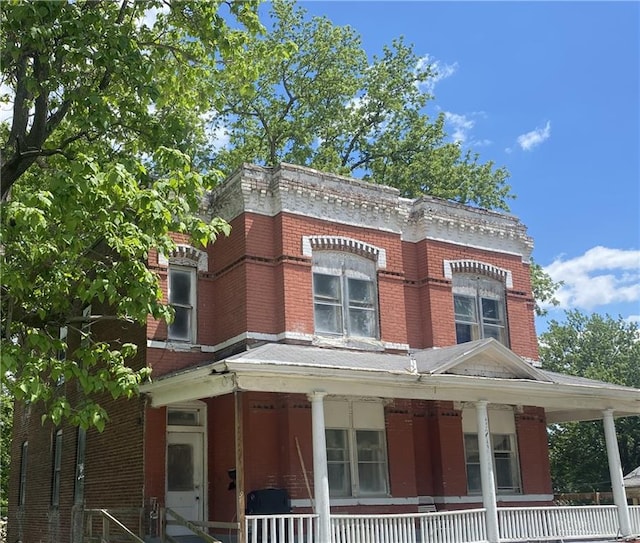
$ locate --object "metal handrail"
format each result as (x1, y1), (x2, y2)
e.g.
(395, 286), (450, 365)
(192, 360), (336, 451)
(83, 508), (145, 543)
(164, 507), (222, 543)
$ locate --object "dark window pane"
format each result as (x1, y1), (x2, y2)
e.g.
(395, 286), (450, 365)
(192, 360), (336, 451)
(170, 270), (192, 305)
(456, 323), (474, 344)
(314, 274), (341, 301)
(481, 298), (501, 323)
(168, 306), (191, 340)
(454, 295), (476, 321)
(168, 444), (194, 491)
(348, 278), (373, 306)
(168, 409), (199, 426)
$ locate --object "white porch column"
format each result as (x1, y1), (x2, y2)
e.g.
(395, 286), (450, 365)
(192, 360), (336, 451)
(476, 400), (499, 543)
(309, 391), (331, 543)
(603, 409), (632, 537)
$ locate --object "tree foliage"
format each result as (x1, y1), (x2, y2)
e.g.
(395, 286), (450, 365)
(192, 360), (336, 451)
(540, 311), (640, 492)
(1, 0), (261, 430)
(210, 0), (513, 211)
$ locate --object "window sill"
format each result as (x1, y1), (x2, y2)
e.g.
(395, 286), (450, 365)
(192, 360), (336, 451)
(313, 335), (385, 352)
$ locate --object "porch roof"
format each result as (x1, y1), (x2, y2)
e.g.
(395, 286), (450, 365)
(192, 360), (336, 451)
(141, 339), (640, 423)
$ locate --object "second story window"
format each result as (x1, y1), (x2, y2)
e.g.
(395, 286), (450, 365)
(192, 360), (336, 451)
(168, 266), (196, 342)
(313, 252), (378, 339)
(453, 273), (508, 346)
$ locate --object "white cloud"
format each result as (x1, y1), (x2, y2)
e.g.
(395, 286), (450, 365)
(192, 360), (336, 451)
(443, 111), (491, 147)
(543, 246), (640, 311)
(627, 315), (640, 324)
(444, 112), (474, 144)
(517, 120), (551, 151)
(415, 54), (458, 94)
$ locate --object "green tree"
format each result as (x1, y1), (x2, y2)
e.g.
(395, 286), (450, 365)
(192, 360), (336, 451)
(540, 311), (640, 492)
(0, 386), (12, 515)
(1, 0), (261, 430)
(211, 0), (513, 211)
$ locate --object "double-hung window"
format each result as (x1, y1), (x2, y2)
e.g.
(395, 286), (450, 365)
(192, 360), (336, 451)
(313, 252), (378, 339)
(324, 400), (389, 497)
(51, 430), (62, 506)
(168, 266), (196, 342)
(19, 441), (28, 506)
(453, 274), (508, 346)
(462, 408), (521, 494)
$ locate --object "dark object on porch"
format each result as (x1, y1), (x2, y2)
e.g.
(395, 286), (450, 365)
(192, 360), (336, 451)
(246, 488), (292, 515)
(246, 488), (292, 543)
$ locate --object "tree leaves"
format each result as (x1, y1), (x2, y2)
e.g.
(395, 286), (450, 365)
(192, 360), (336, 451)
(1, 0), (260, 430)
(210, 0), (514, 211)
(540, 311), (640, 492)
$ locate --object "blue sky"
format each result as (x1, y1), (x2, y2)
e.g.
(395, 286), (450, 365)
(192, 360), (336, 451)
(295, 0), (640, 334)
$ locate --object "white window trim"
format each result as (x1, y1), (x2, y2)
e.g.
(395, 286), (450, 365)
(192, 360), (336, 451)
(444, 259), (513, 289)
(462, 407), (522, 495)
(168, 266), (197, 343)
(325, 399), (389, 498)
(303, 236), (387, 270)
(453, 273), (509, 346)
(159, 244), (208, 272)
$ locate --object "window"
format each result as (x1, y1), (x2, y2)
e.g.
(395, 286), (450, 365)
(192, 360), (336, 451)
(462, 408), (521, 494)
(168, 267), (196, 342)
(313, 252), (378, 339)
(52, 430), (63, 506)
(453, 274), (508, 346)
(324, 400), (388, 497)
(80, 305), (91, 348)
(168, 408), (200, 426)
(19, 441), (28, 506)
(74, 427), (86, 506)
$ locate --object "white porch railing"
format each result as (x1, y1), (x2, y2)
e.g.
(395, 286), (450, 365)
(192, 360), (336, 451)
(331, 509), (486, 543)
(246, 513), (318, 543)
(247, 505), (640, 543)
(498, 505), (620, 541)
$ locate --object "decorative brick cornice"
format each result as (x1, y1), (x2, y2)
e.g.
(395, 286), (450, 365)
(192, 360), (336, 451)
(406, 196), (533, 262)
(207, 163), (533, 262)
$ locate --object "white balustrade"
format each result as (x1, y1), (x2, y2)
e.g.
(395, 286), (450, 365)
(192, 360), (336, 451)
(246, 513), (318, 543)
(498, 505), (622, 542)
(246, 505), (640, 543)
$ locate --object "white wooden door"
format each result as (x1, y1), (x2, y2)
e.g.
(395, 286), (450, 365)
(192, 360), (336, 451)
(166, 431), (204, 536)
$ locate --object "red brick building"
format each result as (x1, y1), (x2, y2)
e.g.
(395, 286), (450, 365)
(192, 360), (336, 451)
(8, 163), (640, 543)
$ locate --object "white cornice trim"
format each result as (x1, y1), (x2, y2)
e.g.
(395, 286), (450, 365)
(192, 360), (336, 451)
(207, 163), (533, 261)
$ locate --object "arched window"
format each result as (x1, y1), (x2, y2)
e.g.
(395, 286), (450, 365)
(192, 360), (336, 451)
(313, 251), (378, 339)
(160, 244), (207, 343)
(305, 236), (385, 340)
(446, 260), (510, 346)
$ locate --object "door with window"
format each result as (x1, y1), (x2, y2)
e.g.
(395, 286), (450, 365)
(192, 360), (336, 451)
(166, 432), (204, 536)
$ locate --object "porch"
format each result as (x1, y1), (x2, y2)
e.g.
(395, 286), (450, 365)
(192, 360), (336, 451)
(140, 340), (640, 543)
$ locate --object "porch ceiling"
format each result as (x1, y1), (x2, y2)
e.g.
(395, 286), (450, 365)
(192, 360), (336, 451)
(141, 341), (640, 423)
